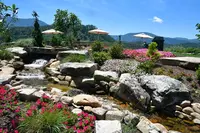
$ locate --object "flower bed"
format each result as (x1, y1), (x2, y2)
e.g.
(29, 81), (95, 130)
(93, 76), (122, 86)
(123, 48), (175, 62)
(0, 86), (96, 133)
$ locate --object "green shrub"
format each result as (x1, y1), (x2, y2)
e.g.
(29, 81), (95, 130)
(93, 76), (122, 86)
(91, 41), (103, 52)
(15, 38), (34, 47)
(61, 54), (87, 63)
(51, 36), (61, 46)
(137, 60), (155, 74)
(196, 65), (200, 80)
(93, 52), (111, 65)
(0, 49), (14, 60)
(147, 42), (160, 61)
(109, 43), (124, 59)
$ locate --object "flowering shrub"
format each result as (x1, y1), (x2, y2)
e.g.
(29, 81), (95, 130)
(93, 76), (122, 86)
(18, 94), (96, 133)
(0, 86), (20, 133)
(123, 48), (175, 62)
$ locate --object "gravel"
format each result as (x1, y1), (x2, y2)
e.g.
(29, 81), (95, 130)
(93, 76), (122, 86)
(100, 59), (139, 74)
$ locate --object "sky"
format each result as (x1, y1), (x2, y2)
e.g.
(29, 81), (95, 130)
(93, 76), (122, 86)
(3, 0), (200, 39)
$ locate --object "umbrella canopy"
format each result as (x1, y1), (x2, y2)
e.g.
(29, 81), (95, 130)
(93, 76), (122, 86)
(133, 33), (153, 39)
(88, 29), (109, 35)
(42, 29), (63, 34)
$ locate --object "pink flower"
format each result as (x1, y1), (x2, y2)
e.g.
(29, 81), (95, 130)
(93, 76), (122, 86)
(26, 109), (33, 117)
(84, 119), (89, 124)
(42, 94), (50, 99)
(15, 107), (20, 113)
(55, 102), (63, 109)
(30, 105), (37, 110)
(36, 99), (41, 106)
(79, 121), (83, 127)
(14, 130), (19, 133)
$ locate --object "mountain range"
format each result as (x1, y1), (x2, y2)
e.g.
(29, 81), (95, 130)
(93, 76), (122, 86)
(8, 18), (200, 45)
(111, 32), (199, 45)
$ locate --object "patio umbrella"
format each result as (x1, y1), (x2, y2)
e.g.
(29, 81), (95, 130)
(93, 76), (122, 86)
(133, 33), (153, 42)
(42, 29), (63, 34)
(88, 29), (109, 40)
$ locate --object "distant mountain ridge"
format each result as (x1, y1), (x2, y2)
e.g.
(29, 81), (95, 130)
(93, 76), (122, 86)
(7, 17), (49, 27)
(111, 32), (199, 45)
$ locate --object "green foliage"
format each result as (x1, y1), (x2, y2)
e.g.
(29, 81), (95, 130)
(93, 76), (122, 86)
(61, 54), (87, 63)
(147, 42), (160, 61)
(93, 52), (111, 65)
(14, 38), (34, 47)
(91, 41), (104, 52)
(122, 123), (139, 133)
(51, 36), (61, 46)
(109, 43), (124, 59)
(32, 11), (43, 47)
(196, 23), (200, 40)
(196, 65), (200, 80)
(0, 49), (14, 60)
(18, 109), (77, 133)
(138, 60), (155, 74)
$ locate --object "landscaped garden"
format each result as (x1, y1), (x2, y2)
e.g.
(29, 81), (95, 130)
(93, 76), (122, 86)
(2, 1), (200, 133)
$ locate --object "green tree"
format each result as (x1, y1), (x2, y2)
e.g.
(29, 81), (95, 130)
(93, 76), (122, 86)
(32, 11), (43, 47)
(69, 13), (81, 38)
(196, 23), (200, 40)
(0, 2), (18, 43)
(53, 9), (69, 34)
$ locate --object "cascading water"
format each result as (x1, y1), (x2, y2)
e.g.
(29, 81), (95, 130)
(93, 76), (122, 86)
(16, 59), (48, 86)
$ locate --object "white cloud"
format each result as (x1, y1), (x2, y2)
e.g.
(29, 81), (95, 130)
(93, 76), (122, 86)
(152, 16), (163, 23)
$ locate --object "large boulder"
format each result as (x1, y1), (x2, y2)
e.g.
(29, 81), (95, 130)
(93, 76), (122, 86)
(56, 50), (89, 60)
(73, 94), (101, 107)
(140, 75), (191, 115)
(95, 120), (122, 133)
(60, 62), (97, 77)
(0, 66), (15, 75)
(0, 75), (15, 85)
(6, 47), (27, 56)
(117, 74), (150, 111)
(94, 70), (119, 82)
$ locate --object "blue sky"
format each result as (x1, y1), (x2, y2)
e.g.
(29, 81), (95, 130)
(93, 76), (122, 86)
(4, 0), (200, 39)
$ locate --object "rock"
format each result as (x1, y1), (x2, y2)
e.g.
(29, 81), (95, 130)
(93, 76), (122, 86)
(95, 120), (122, 133)
(117, 75), (150, 111)
(180, 100), (191, 108)
(66, 89), (84, 97)
(175, 111), (192, 120)
(51, 95), (60, 103)
(11, 80), (23, 86)
(182, 107), (194, 115)
(70, 77), (83, 88)
(119, 73), (131, 82)
(5, 84), (12, 89)
(123, 111), (140, 125)
(168, 131), (182, 133)
(191, 103), (200, 114)
(13, 61), (24, 70)
(190, 112), (200, 120)
(17, 88), (37, 101)
(45, 59), (57, 67)
(51, 88), (62, 95)
(92, 107), (107, 120)
(32, 90), (46, 98)
(59, 81), (69, 86)
(48, 77), (60, 83)
(65, 76), (72, 82)
(109, 84), (120, 94)
(45, 68), (61, 76)
(193, 119), (200, 125)
(84, 106), (93, 112)
(154, 123), (168, 133)
(102, 104), (112, 110)
(109, 81), (115, 87)
(0, 75), (15, 85)
(136, 116), (161, 133)
(72, 108), (82, 114)
(6, 47), (27, 56)
(49, 61), (60, 68)
(175, 105), (182, 111)
(60, 62), (97, 77)
(140, 75), (191, 115)
(82, 78), (95, 85)
(94, 70), (119, 83)
(0, 66), (15, 75)
(14, 56), (21, 61)
(61, 96), (73, 105)
(105, 110), (124, 121)
(58, 75), (65, 81)
(73, 94), (101, 107)
(57, 50), (88, 60)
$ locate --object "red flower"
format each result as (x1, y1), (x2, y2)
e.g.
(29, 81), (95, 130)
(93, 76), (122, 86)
(14, 130), (19, 133)
(15, 107), (20, 113)
(55, 102), (63, 109)
(26, 109), (33, 117)
(36, 99), (41, 106)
